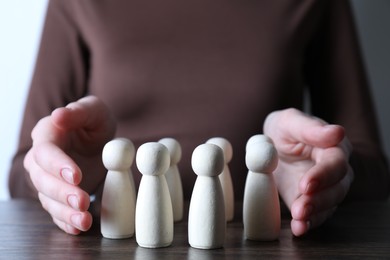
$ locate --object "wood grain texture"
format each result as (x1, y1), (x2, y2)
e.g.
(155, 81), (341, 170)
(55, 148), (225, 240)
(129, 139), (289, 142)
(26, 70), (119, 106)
(1, 199), (390, 259)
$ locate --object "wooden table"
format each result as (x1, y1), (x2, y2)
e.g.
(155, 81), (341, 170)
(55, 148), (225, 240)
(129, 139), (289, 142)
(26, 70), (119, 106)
(1, 199), (390, 259)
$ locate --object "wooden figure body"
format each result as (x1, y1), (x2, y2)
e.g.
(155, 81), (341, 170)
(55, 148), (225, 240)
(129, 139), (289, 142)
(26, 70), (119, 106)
(243, 135), (280, 241)
(159, 138), (184, 222)
(206, 137), (234, 222)
(135, 142), (173, 248)
(188, 143), (226, 249)
(101, 138), (136, 239)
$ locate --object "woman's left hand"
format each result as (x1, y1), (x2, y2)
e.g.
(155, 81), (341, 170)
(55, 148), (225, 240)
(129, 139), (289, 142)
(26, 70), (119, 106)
(263, 108), (354, 236)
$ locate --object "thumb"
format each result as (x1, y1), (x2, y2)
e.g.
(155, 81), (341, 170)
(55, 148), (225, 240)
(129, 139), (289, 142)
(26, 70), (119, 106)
(264, 108), (345, 148)
(51, 96), (115, 134)
(51, 96), (116, 153)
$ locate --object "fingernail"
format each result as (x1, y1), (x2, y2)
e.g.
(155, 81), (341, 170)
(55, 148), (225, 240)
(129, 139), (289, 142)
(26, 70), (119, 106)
(61, 168), (74, 184)
(67, 195), (79, 210)
(71, 214), (82, 229)
(324, 124), (336, 129)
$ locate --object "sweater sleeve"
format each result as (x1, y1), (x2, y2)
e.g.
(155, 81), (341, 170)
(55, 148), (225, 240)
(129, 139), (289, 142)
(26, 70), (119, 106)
(8, 0), (90, 198)
(304, 0), (390, 200)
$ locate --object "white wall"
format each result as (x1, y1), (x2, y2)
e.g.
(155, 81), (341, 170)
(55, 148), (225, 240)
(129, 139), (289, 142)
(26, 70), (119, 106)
(0, 1), (389, 200)
(0, 0), (48, 200)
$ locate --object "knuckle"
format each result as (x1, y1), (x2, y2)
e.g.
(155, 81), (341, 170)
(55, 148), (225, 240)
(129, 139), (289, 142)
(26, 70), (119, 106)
(23, 150), (33, 172)
(38, 193), (50, 212)
(31, 117), (49, 141)
(284, 107), (299, 115)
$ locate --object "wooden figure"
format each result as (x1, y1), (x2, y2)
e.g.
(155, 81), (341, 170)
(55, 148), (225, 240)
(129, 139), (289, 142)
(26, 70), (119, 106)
(243, 135), (280, 241)
(159, 137), (184, 222)
(135, 142), (173, 248)
(206, 137), (234, 222)
(101, 138), (136, 239)
(188, 143), (226, 249)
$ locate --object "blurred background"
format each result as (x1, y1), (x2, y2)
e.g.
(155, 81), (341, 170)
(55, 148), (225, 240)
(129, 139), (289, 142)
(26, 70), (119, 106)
(0, 0), (389, 200)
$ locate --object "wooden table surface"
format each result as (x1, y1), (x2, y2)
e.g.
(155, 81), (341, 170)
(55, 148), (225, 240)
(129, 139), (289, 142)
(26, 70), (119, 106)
(1, 199), (390, 259)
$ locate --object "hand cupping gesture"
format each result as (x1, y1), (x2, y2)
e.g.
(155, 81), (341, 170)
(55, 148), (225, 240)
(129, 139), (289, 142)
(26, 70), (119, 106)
(24, 96), (116, 234)
(263, 108), (354, 236)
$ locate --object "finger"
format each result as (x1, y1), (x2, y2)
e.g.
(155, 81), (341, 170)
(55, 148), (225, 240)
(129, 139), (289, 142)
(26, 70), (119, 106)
(31, 142), (82, 186)
(291, 191), (340, 221)
(290, 219), (310, 237)
(31, 115), (68, 145)
(52, 95), (115, 134)
(292, 166), (353, 220)
(53, 217), (81, 235)
(264, 108), (345, 148)
(28, 158), (90, 212)
(51, 96), (116, 153)
(291, 207), (337, 237)
(39, 192), (93, 232)
(299, 147), (348, 194)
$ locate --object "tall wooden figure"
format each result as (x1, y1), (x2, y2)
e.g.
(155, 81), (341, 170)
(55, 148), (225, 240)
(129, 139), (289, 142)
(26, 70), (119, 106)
(206, 137), (234, 222)
(243, 135), (281, 241)
(188, 143), (226, 249)
(101, 138), (136, 239)
(135, 142), (174, 248)
(159, 138), (184, 222)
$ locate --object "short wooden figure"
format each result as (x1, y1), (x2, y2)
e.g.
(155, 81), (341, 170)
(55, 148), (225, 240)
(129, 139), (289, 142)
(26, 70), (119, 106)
(243, 135), (281, 241)
(101, 138), (136, 239)
(135, 142), (173, 248)
(188, 143), (226, 249)
(206, 137), (234, 222)
(245, 134), (273, 150)
(158, 137), (184, 222)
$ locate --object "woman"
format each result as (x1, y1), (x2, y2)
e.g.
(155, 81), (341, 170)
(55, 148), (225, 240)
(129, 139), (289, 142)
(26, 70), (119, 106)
(9, 0), (389, 236)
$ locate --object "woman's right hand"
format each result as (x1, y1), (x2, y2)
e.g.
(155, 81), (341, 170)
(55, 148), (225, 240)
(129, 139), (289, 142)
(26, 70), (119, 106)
(24, 96), (116, 235)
